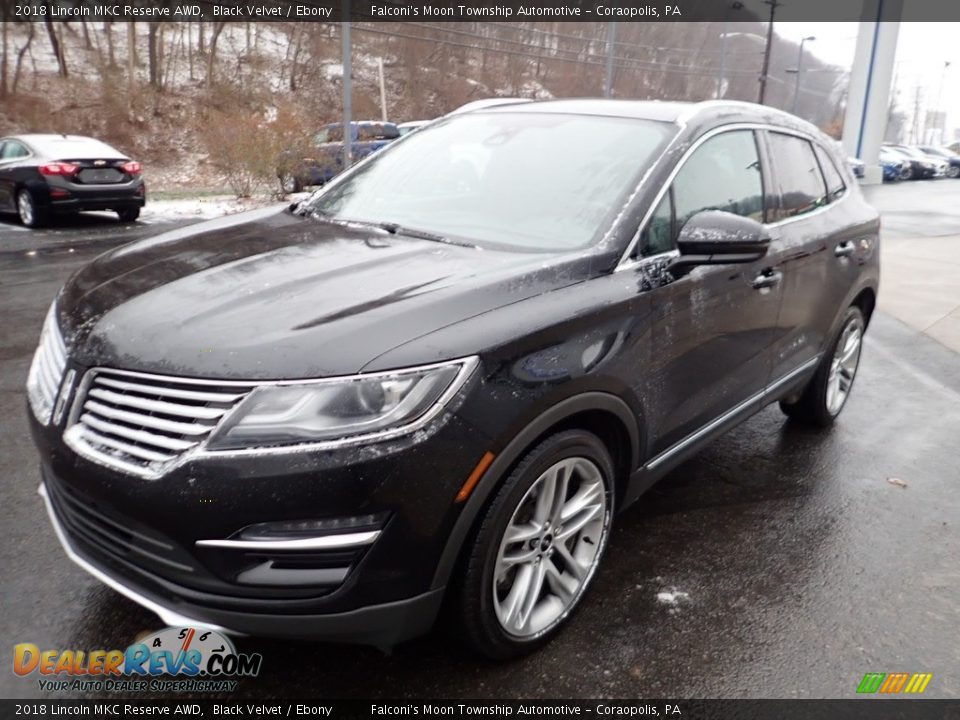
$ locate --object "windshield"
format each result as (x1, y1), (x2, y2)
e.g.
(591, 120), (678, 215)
(307, 112), (674, 252)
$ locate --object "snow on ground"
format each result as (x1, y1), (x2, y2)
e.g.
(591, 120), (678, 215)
(142, 192), (308, 224)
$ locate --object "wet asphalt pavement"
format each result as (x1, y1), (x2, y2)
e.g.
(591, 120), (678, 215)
(1, 182), (958, 700)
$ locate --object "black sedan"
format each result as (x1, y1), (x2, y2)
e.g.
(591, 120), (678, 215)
(0, 134), (145, 228)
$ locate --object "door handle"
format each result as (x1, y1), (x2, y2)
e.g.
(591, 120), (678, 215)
(835, 240), (856, 258)
(752, 269), (783, 290)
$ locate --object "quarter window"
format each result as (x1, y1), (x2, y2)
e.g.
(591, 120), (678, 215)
(813, 144), (846, 202)
(672, 130), (765, 230)
(638, 190), (674, 258)
(767, 133), (828, 221)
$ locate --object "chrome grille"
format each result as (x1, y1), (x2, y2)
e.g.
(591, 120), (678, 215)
(65, 369), (255, 478)
(26, 304), (68, 424)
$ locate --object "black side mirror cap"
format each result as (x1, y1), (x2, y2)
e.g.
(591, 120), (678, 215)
(669, 210), (770, 274)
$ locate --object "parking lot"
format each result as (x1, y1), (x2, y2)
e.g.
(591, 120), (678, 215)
(1, 179), (958, 699)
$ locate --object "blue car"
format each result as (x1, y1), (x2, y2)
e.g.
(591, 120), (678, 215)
(879, 148), (913, 181)
(280, 121), (400, 192)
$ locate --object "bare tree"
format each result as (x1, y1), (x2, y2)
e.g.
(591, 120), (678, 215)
(206, 21), (225, 88)
(44, 5), (69, 77)
(1, 9), (8, 99)
(126, 21), (136, 93)
(147, 22), (162, 87)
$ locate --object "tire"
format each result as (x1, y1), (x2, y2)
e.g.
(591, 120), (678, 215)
(117, 208), (140, 223)
(454, 429), (615, 659)
(17, 189), (47, 228)
(279, 173), (303, 194)
(780, 306), (865, 427)
(948, 165), (960, 179)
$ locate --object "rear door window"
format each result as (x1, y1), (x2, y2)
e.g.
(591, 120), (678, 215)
(767, 133), (828, 221)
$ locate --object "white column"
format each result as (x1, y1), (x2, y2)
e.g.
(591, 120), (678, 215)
(841, 0), (902, 185)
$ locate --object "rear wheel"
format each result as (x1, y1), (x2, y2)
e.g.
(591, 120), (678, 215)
(780, 306), (865, 427)
(279, 173), (303, 194)
(455, 430), (614, 659)
(117, 208), (140, 223)
(17, 189), (47, 228)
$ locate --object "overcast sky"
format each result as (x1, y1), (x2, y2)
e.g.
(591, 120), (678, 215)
(775, 22), (959, 141)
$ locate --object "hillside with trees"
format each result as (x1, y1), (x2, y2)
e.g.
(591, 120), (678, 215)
(0, 19), (848, 195)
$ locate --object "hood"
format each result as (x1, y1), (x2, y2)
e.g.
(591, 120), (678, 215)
(58, 208), (596, 379)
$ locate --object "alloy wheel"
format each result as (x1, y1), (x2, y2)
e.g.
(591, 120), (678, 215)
(492, 456), (609, 639)
(826, 315), (863, 415)
(18, 191), (35, 226)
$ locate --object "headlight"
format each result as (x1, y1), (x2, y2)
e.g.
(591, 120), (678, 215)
(26, 302), (67, 425)
(205, 357), (478, 451)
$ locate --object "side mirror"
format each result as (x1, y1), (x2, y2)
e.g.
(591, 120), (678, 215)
(669, 210), (770, 274)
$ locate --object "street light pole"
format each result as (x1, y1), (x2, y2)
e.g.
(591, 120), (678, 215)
(790, 36), (816, 115)
(604, 20), (617, 98)
(717, 22), (729, 99)
(716, 2), (744, 99)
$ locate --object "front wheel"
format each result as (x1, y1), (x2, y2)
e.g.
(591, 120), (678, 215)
(455, 430), (615, 659)
(948, 165), (960, 179)
(780, 306), (865, 427)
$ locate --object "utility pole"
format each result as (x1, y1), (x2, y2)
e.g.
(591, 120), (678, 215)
(757, 0), (780, 105)
(932, 60), (951, 144)
(378, 57), (388, 122)
(911, 85), (923, 144)
(341, 3), (352, 170)
(604, 20), (616, 98)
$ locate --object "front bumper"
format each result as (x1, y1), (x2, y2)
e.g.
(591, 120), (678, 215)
(39, 481), (443, 645)
(31, 392), (492, 644)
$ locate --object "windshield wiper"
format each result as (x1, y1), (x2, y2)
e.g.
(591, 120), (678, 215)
(294, 210), (476, 248)
(374, 221), (477, 248)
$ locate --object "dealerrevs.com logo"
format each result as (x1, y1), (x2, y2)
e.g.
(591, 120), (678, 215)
(13, 627), (262, 693)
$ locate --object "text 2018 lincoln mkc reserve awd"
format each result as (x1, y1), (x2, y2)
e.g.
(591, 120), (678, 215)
(28, 100), (879, 659)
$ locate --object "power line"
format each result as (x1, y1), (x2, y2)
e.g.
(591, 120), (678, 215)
(352, 24), (762, 78)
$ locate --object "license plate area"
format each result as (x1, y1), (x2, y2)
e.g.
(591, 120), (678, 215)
(77, 168), (124, 184)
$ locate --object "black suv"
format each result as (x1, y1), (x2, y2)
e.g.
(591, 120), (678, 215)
(28, 100), (879, 659)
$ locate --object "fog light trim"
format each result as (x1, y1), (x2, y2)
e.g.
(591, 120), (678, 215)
(195, 530), (380, 552)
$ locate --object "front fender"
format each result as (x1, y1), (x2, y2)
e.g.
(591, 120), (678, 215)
(431, 391), (640, 591)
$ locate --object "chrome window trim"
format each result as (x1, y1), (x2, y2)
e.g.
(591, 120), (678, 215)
(616, 122), (850, 271)
(644, 355), (821, 471)
(64, 356), (480, 479)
